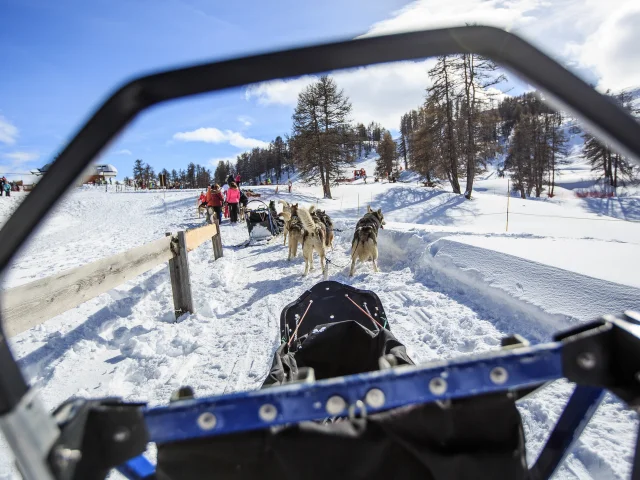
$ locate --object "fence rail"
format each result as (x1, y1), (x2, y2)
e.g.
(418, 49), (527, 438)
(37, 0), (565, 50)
(1, 221), (223, 338)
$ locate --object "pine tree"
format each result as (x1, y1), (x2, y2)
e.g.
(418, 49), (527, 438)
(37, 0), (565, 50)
(142, 163), (155, 186)
(454, 53), (505, 199)
(214, 161), (229, 186)
(427, 55), (462, 193)
(133, 159), (144, 184)
(291, 75), (355, 199)
(399, 114), (410, 169)
(505, 114), (534, 199)
(548, 111), (569, 197)
(375, 131), (397, 177)
(271, 136), (287, 182)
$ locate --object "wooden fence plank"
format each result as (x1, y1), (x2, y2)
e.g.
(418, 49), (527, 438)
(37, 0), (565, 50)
(185, 223), (218, 252)
(167, 231), (194, 318)
(1, 236), (174, 338)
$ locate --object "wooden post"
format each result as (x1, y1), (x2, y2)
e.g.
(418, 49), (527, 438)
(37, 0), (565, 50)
(166, 232), (194, 319)
(212, 218), (223, 260)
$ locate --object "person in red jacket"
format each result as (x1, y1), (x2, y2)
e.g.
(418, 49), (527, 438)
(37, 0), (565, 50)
(226, 182), (241, 223)
(206, 184), (225, 224)
(235, 174), (241, 186)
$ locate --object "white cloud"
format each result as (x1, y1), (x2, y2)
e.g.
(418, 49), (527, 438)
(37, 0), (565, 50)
(237, 116), (253, 127)
(115, 149), (132, 155)
(578, 3), (640, 91)
(245, 62), (436, 130)
(361, 0), (639, 92)
(0, 115), (18, 145)
(246, 76), (317, 107)
(173, 127), (269, 149)
(245, 0), (639, 124)
(2, 151), (39, 163)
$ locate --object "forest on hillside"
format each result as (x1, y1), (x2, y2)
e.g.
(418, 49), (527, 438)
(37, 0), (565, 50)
(129, 56), (639, 198)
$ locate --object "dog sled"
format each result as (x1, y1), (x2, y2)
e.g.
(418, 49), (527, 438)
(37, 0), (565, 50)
(244, 199), (283, 240)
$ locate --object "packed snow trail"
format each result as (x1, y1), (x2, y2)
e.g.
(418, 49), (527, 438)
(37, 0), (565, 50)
(0, 184), (638, 479)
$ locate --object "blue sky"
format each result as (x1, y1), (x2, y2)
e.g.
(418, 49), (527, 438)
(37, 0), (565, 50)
(0, 0), (412, 180)
(1, 0), (637, 181)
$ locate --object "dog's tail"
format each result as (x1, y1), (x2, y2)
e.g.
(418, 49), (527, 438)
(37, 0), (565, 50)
(309, 205), (316, 214)
(278, 200), (290, 209)
(297, 207), (317, 236)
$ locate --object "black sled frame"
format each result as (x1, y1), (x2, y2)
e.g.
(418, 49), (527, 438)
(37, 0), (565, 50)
(0, 25), (639, 480)
(244, 199), (281, 239)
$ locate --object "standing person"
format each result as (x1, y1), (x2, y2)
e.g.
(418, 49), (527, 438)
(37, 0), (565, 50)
(221, 181), (230, 219)
(226, 174), (235, 186)
(226, 182), (241, 223)
(235, 173), (241, 186)
(206, 184), (225, 224)
(288, 179), (292, 193)
(4, 182), (11, 197)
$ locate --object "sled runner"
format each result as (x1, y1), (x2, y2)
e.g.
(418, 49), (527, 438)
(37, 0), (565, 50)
(1, 25), (640, 480)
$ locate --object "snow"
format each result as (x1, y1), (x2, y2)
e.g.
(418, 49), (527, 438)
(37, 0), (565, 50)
(1, 151), (639, 479)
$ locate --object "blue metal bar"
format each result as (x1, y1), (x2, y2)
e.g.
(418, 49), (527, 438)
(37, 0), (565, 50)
(116, 455), (156, 479)
(144, 342), (563, 444)
(529, 385), (605, 480)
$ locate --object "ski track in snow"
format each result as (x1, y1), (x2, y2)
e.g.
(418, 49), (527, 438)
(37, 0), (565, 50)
(0, 178), (637, 479)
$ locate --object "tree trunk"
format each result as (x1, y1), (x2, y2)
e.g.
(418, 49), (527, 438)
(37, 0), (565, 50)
(401, 135), (408, 169)
(614, 154), (618, 191)
(318, 162), (328, 198)
(464, 54), (476, 200)
(324, 165), (332, 199)
(443, 60), (461, 194)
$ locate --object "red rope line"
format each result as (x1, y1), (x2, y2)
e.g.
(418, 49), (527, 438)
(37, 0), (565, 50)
(345, 295), (384, 329)
(287, 300), (313, 347)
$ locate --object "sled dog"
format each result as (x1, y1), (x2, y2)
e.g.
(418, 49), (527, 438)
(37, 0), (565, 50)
(297, 206), (327, 278)
(350, 206), (385, 276)
(287, 204), (304, 261)
(310, 206), (334, 250)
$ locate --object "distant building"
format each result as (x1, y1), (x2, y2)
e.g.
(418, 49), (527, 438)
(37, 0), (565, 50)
(31, 163), (118, 184)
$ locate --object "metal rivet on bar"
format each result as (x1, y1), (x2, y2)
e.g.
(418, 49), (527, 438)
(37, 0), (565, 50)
(113, 427), (130, 443)
(326, 395), (347, 415)
(429, 377), (447, 395)
(490, 367), (508, 385)
(197, 412), (217, 430)
(365, 388), (386, 408)
(577, 352), (597, 370)
(259, 404), (277, 422)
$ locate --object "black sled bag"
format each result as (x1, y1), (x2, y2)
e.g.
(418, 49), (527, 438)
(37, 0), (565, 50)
(157, 281), (527, 480)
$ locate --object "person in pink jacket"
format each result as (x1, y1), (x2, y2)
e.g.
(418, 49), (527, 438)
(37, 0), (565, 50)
(226, 182), (241, 223)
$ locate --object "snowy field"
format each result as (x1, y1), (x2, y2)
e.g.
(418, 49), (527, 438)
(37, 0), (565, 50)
(1, 154), (639, 479)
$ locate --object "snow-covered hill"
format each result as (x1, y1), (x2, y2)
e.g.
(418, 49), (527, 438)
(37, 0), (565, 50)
(1, 149), (639, 479)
